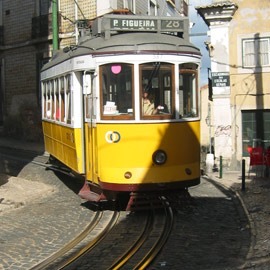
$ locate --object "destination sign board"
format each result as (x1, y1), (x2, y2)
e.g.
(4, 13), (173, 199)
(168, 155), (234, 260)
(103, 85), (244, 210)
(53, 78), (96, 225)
(111, 18), (157, 31)
(110, 18), (184, 32)
(92, 15), (189, 39)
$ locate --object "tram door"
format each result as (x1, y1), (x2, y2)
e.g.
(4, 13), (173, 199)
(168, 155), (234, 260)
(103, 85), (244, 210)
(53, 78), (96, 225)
(83, 72), (99, 184)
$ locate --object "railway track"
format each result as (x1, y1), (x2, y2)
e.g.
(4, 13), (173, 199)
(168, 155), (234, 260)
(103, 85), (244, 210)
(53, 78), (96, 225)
(0, 149), (177, 269)
(109, 198), (174, 270)
(28, 196), (173, 270)
(1, 149), (254, 269)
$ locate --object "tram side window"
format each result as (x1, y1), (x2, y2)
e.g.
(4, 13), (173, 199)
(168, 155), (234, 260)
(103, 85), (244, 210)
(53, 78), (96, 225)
(51, 81), (55, 119)
(65, 75), (72, 124)
(140, 62), (174, 118)
(179, 67), (198, 118)
(42, 75), (71, 124)
(45, 81), (54, 119)
(100, 63), (134, 119)
(42, 80), (53, 120)
(42, 82), (47, 118)
(60, 77), (65, 122)
(55, 79), (60, 121)
(54, 78), (65, 122)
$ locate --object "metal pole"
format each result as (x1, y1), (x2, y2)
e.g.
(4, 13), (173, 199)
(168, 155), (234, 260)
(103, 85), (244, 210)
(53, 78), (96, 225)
(208, 103), (211, 154)
(219, 156), (223, 178)
(52, 0), (59, 51)
(242, 159), (245, 191)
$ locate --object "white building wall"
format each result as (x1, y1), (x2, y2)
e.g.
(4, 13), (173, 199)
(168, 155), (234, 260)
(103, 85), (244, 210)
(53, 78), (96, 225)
(96, 0), (183, 17)
(209, 23), (232, 166)
(97, 0), (118, 17)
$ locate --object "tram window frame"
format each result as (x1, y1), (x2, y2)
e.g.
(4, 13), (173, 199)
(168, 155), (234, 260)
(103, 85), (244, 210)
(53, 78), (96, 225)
(65, 74), (72, 124)
(100, 63), (134, 120)
(42, 74), (72, 125)
(45, 83), (52, 119)
(60, 77), (65, 122)
(47, 80), (54, 120)
(54, 79), (60, 121)
(42, 80), (54, 120)
(42, 82), (47, 119)
(179, 66), (199, 119)
(54, 78), (64, 122)
(140, 62), (175, 120)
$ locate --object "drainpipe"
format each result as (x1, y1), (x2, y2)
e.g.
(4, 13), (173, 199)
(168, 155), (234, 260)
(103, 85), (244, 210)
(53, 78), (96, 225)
(52, 0), (59, 52)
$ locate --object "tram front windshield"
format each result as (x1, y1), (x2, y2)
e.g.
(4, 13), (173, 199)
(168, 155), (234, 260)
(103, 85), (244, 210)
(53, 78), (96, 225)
(100, 62), (198, 120)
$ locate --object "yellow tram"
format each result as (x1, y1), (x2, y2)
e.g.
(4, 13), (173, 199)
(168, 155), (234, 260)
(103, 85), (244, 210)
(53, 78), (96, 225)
(41, 15), (201, 203)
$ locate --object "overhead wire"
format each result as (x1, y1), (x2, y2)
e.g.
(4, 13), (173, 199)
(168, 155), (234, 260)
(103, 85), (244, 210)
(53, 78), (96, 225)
(73, 0), (87, 21)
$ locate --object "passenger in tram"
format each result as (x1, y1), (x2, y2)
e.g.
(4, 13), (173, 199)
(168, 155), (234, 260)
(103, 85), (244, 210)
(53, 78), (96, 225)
(142, 91), (158, 115)
(142, 91), (166, 115)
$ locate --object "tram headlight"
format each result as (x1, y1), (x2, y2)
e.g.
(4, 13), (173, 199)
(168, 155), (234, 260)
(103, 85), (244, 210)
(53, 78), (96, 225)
(152, 150), (167, 165)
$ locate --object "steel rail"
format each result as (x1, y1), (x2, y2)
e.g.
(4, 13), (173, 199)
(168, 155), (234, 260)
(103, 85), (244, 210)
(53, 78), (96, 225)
(107, 210), (154, 270)
(108, 197), (173, 270)
(133, 197), (174, 270)
(57, 211), (120, 269)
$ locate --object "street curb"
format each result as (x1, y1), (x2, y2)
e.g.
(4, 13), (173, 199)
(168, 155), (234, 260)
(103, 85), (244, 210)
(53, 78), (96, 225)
(202, 175), (256, 269)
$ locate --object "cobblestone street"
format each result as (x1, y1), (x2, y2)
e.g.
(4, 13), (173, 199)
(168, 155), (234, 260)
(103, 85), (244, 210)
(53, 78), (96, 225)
(0, 162), (94, 270)
(0, 138), (269, 269)
(208, 172), (270, 269)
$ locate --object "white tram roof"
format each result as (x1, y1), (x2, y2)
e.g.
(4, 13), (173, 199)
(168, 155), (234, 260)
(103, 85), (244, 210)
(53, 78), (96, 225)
(41, 15), (201, 72)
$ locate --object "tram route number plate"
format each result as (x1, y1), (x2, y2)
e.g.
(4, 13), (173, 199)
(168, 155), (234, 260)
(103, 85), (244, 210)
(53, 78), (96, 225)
(110, 18), (184, 32)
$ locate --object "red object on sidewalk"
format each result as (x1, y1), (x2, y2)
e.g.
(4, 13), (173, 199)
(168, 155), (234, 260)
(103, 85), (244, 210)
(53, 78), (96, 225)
(249, 147), (264, 166)
(248, 147), (264, 178)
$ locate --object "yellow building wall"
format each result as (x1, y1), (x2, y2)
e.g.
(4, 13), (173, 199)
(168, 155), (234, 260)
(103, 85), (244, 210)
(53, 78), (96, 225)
(229, 0), (270, 162)
(229, 0), (270, 107)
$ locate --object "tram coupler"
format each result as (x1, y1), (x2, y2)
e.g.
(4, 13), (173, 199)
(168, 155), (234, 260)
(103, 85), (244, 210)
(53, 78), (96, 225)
(78, 181), (107, 202)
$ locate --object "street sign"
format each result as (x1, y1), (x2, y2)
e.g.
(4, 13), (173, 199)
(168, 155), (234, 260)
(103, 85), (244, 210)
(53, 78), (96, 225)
(212, 72), (230, 87)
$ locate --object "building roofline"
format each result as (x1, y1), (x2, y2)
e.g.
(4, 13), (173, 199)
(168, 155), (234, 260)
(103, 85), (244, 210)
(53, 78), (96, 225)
(195, 1), (238, 26)
(195, 1), (238, 9)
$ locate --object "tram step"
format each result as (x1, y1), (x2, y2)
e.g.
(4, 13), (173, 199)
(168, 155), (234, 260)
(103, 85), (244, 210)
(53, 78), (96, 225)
(78, 181), (106, 202)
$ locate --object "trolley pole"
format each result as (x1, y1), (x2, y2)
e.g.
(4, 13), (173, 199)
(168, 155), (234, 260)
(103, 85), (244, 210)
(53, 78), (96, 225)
(52, 0), (59, 52)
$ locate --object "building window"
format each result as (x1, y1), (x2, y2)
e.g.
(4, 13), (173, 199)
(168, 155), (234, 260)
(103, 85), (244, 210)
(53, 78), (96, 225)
(181, 0), (189, 16)
(148, 0), (157, 16)
(242, 37), (270, 67)
(242, 110), (270, 156)
(36, 0), (51, 16)
(123, 0), (134, 13)
(166, 0), (176, 7)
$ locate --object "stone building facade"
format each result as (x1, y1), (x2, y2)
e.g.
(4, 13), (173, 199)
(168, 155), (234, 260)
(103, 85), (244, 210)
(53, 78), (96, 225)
(197, 0), (270, 170)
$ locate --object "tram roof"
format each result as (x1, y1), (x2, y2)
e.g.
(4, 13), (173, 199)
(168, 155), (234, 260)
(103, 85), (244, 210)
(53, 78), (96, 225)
(42, 31), (200, 71)
(82, 31), (200, 54)
(42, 15), (201, 71)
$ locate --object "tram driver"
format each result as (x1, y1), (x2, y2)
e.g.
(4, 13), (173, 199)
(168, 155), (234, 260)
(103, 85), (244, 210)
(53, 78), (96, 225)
(143, 91), (157, 115)
(142, 91), (164, 115)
